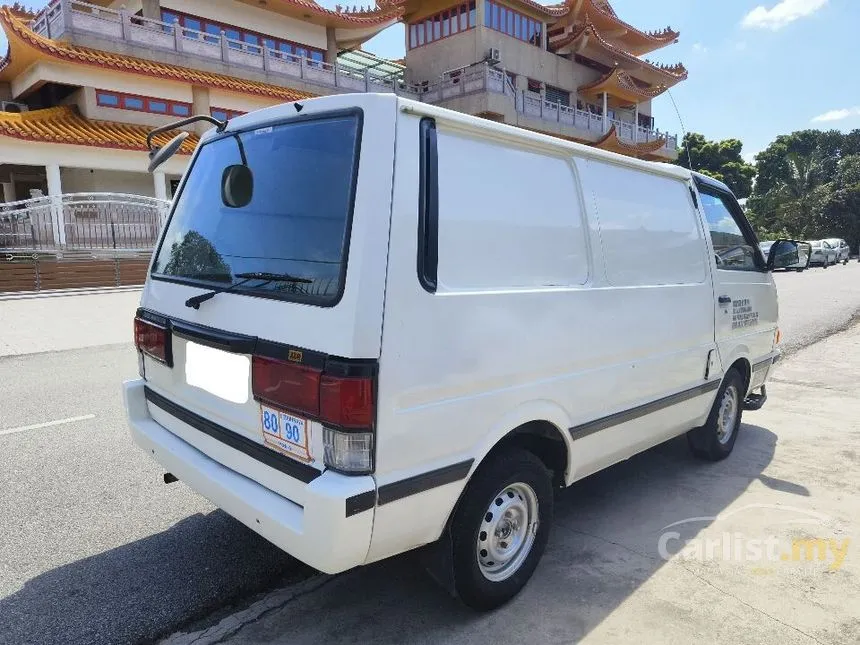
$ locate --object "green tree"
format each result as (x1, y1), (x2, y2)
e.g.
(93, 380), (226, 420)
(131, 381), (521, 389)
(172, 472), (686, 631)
(162, 230), (231, 278)
(749, 130), (860, 252)
(673, 133), (757, 198)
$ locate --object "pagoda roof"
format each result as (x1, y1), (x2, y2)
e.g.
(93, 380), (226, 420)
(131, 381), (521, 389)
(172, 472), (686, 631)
(0, 105), (199, 153)
(559, 0), (679, 56)
(550, 19), (686, 87)
(0, 8), (315, 103)
(591, 123), (668, 160)
(579, 67), (669, 107)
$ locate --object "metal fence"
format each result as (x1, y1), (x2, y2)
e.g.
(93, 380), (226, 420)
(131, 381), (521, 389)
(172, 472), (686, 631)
(0, 193), (170, 252)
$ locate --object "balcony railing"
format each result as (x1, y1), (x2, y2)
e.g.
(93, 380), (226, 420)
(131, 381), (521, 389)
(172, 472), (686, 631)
(0, 193), (170, 252)
(419, 66), (677, 152)
(29, 2), (676, 153)
(30, 0), (422, 99)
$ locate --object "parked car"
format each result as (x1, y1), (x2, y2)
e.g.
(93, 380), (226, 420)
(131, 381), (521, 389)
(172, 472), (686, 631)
(824, 238), (850, 264)
(809, 240), (838, 267)
(126, 94), (800, 610)
(760, 241), (808, 272)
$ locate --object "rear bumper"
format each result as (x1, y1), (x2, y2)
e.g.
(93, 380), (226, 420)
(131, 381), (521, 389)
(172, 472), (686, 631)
(123, 379), (375, 574)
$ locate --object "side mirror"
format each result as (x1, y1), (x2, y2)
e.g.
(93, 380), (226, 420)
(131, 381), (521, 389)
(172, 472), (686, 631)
(768, 239), (809, 270)
(221, 164), (254, 208)
(148, 131), (189, 173)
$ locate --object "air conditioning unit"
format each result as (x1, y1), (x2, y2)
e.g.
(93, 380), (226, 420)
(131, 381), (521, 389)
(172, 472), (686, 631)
(0, 101), (29, 113)
(486, 48), (501, 65)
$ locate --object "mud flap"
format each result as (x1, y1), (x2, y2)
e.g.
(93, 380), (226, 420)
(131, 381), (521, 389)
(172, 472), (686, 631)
(418, 526), (458, 599)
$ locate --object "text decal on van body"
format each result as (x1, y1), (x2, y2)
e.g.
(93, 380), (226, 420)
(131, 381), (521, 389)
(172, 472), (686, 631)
(732, 298), (759, 330)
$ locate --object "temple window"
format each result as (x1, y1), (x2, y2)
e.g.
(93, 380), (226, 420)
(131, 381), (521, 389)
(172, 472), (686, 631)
(408, 2), (476, 49)
(160, 10), (325, 63)
(485, 1), (542, 47)
(96, 90), (192, 117)
(210, 108), (247, 121)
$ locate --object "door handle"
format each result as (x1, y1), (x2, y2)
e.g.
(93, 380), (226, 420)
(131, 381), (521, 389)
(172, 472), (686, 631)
(718, 296), (732, 305)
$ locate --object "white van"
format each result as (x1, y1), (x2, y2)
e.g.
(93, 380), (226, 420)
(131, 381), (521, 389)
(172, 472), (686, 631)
(124, 94), (801, 609)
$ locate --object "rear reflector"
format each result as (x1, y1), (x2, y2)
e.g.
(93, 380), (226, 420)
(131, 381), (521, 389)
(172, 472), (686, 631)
(134, 317), (171, 365)
(252, 356), (321, 417)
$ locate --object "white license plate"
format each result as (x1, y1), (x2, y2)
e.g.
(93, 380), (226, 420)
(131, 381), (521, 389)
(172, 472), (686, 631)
(260, 405), (311, 461)
(185, 341), (249, 404)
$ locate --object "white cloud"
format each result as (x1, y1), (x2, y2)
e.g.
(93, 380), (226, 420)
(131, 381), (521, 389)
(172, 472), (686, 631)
(811, 107), (860, 123)
(692, 43), (709, 53)
(742, 150), (759, 164)
(742, 0), (828, 31)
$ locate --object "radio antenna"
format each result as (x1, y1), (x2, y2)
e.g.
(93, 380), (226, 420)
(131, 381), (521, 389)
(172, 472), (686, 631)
(667, 87), (694, 171)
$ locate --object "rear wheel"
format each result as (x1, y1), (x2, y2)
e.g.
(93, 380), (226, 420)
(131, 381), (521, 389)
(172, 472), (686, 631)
(687, 368), (744, 461)
(450, 449), (553, 610)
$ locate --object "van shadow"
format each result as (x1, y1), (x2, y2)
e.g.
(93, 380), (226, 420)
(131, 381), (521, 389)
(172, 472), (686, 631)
(227, 423), (795, 645)
(0, 510), (313, 645)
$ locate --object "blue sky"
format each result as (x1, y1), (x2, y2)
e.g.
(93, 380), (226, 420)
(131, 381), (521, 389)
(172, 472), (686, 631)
(3, 0), (858, 160)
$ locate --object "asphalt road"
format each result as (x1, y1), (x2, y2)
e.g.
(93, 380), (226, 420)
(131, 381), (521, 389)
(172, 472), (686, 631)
(0, 345), (313, 645)
(772, 260), (860, 354)
(1, 262), (859, 645)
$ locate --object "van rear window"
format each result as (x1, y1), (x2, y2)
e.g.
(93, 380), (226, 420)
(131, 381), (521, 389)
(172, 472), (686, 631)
(152, 113), (361, 306)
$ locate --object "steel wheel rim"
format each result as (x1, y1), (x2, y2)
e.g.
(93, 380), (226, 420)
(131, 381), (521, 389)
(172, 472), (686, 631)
(716, 384), (739, 444)
(476, 482), (539, 582)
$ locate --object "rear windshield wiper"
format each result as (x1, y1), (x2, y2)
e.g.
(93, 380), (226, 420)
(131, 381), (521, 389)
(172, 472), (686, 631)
(185, 272), (312, 309)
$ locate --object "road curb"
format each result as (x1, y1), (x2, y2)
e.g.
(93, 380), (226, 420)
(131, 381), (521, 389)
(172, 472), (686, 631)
(158, 574), (337, 645)
(0, 285), (142, 301)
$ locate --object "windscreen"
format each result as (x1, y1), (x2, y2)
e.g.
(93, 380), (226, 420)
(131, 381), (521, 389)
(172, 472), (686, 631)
(152, 113), (360, 305)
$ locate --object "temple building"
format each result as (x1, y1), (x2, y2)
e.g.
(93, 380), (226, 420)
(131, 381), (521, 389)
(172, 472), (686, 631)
(0, 0), (685, 213)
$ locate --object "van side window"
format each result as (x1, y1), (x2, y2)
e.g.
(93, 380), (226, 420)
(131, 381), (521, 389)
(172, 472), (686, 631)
(434, 131), (589, 290)
(589, 162), (706, 287)
(698, 190), (761, 271)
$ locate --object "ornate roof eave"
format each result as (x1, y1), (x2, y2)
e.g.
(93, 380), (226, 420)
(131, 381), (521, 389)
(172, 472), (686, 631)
(0, 105), (199, 153)
(549, 20), (687, 86)
(592, 124), (668, 159)
(553, 0), (678, 55)
(579, 67), (668, 107)
(0, 8), (315, 103)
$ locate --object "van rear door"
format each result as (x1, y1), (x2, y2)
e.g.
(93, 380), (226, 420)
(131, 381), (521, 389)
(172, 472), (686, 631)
(136, 94), (396, 492)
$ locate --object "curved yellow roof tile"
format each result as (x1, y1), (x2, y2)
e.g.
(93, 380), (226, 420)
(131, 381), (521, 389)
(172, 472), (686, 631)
(0, 106), (199, 153)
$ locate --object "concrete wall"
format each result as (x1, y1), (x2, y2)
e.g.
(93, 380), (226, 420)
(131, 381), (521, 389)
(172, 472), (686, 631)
(60, 168), (156, 196)
(405, 28), (481, 85)
(12, 62), (192, 103)
(208, 89), (280, 115)
(161, 0), (327, 49)
(480, 28), (597, 96)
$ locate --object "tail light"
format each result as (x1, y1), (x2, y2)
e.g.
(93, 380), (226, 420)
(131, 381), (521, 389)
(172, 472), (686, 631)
(252, 356), (376, 474)
(134, 317), (171, 367)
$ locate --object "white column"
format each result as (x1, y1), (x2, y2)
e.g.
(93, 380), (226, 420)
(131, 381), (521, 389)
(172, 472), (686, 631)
(153, 171), (168, 201)
(602, 92), (608, 133)
(46, 163), (65, 246)
(634, 103), (639, 142)
(1, 182), (15, 203)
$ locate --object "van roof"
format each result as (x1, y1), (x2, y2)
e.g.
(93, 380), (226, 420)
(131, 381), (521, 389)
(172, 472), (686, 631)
(395, 96), (695, 183)
(209, 94), (699, 186)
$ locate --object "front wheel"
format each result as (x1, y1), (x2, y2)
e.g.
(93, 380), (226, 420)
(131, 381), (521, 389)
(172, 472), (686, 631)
(687, 368), (744, 461)
(450, 449), (553, 610)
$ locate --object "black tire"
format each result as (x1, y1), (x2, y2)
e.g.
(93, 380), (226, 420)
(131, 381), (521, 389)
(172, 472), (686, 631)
(450, 449), (553, 610)
(796, 268), (804, 273)
(687, 368), (745, 461)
